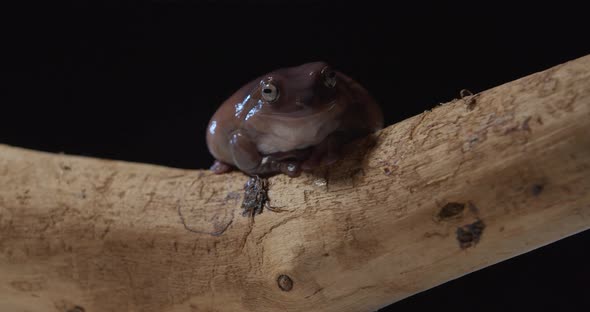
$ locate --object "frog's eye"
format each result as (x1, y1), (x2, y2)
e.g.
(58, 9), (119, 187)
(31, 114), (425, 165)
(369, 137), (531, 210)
(321, 67), (337, 88)
(261, 82), (279, 102)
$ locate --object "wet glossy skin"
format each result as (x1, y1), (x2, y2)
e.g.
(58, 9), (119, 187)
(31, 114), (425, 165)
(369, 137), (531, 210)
(206, 61), (383, 177)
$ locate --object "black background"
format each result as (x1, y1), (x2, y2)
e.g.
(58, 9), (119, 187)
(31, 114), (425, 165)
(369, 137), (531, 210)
(2, 1), (590, 311)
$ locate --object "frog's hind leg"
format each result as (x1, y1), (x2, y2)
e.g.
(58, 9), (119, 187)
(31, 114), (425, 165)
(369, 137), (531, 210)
(210, 160), (234, 174)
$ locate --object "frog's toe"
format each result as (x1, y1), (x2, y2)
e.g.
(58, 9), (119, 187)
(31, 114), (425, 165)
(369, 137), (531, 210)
(210, 160), (233, 174)
(281, 161), (302, 177)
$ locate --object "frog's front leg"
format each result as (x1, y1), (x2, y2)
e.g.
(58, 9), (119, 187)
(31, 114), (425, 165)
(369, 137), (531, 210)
(230, 129), (302, 177)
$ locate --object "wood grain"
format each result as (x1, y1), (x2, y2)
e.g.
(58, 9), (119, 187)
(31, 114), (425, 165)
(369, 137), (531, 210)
(1, 54), (589, 312)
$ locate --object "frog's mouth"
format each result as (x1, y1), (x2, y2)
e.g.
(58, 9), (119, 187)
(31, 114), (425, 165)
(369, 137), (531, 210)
(259, 99), (342, 120)
(254, 100), (344, 154)
(262, 147), (313, 162)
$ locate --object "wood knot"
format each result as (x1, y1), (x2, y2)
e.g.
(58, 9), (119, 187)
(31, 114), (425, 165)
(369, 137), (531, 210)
(277, 274), (293, 291)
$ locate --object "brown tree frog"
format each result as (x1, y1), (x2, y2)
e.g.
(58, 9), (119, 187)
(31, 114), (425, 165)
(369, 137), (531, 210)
(206, 61), (383, 177)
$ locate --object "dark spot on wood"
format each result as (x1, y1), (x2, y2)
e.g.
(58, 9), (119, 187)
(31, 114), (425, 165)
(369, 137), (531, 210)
(277, 274), (293, 291)
(466, 98), (477, 110)
(323, 253), (330, 257)
(67, 306), (85, 312)
(456, 220), (486, 249)
(383, 167), (392, 175)
(438, 202), (465, 220)
(522, 116), (532, 131)
(61, 164), (71, 171)
(499, 226), (505, 232)
(531, 183), (544, 196)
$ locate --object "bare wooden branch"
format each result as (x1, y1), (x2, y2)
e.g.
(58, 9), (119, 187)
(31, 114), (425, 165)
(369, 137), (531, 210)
(1, 55), (589, 312)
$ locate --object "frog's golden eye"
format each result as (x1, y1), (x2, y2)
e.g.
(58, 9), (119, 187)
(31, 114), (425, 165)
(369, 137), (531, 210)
(321, 66), (337, 88)
(261, 81), (279, 102)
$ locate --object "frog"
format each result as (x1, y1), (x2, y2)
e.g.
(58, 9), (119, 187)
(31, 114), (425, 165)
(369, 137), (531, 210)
(206, 61), (383, 177)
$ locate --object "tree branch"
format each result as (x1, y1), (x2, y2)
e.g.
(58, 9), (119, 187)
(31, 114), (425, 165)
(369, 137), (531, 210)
(1, 55), (589, 312)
